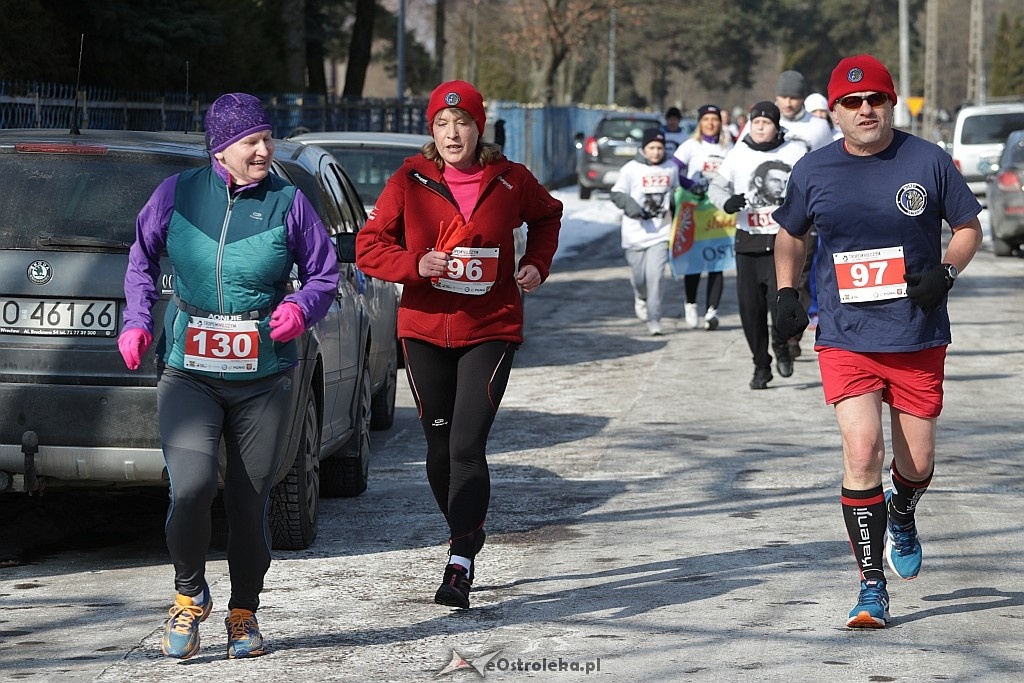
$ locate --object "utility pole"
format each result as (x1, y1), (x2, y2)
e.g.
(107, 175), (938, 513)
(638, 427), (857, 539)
(923, 0), (938, 141)
(397, 0), (406, 105)
(896, 0), (911, 128)
(607, 9), (616, 106)
(967, 0), (984, 105)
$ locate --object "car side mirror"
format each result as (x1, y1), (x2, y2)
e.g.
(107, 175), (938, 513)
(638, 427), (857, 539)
(335, 232), (357, 263)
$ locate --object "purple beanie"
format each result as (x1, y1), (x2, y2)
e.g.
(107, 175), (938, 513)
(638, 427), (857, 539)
(205, 93), (272, 153)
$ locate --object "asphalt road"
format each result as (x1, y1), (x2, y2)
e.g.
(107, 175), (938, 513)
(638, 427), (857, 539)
(2, 228), (1023, 682)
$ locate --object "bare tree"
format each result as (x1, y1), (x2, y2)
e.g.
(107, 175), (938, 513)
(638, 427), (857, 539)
(503, 0), (641, 104)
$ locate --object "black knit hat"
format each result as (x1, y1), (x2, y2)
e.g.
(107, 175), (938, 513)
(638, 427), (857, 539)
(749, 101), (781, 128)
(641, 128), (666, 148)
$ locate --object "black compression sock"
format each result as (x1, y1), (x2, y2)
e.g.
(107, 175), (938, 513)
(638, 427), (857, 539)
(888, 463), (932, 525)
(841, 485), (887, 581)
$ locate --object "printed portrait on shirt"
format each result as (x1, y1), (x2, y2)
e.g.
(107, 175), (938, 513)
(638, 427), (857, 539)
(746, 160), (793, 209)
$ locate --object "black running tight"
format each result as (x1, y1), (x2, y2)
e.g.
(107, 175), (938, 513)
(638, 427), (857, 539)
(403, 339), (516, 558)
(684, 271), (724, 309)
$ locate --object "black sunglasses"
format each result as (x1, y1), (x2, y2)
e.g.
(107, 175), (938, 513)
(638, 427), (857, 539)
(836, 92), (889, 110)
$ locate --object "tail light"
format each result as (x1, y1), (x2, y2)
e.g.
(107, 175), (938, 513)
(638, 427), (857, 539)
(584, 136), (598, 156)
(952, 158), (962, 173)
(996, 170), (1022, 192)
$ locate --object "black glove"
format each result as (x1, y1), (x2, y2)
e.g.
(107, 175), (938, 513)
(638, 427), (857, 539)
(904, 264), (952, 312)
(775, 287), (809, 340)
(723, 194), (746, 214)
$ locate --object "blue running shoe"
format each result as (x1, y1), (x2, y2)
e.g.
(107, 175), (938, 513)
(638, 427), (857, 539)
(885, 490), (922, 579)
(226, 608), (267, 659)
(846, 578), (890, 628)
(161, 585), (212, 659)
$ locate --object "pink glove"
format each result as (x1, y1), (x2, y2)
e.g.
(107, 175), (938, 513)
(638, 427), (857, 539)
(118, 328), (153, 371)
(269, 302), (306, 343)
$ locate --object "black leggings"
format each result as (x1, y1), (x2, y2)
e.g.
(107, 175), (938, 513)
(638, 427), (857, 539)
(158, 367), (294, 612)
(403, 339), (516, 559)
(684, 271), (724, 309)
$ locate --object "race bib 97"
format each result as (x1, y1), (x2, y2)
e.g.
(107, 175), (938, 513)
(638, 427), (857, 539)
(833, 246), (907, 303)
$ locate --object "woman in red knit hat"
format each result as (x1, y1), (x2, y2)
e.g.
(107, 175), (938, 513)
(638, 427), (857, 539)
(356, 80), (562, 609)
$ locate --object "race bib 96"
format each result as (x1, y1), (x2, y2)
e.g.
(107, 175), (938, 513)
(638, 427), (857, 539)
(432, 246), (500, 295)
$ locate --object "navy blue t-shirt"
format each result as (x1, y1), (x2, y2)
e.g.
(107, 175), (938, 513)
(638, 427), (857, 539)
(773, 131), (981, 353)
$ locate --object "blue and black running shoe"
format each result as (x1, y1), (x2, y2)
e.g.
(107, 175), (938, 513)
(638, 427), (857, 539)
(846, 578), (890, 628)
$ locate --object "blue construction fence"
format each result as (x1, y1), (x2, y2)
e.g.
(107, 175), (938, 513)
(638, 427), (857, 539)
(0, 79), (652, 188)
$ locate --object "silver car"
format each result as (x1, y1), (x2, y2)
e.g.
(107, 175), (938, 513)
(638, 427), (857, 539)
(0, 130), (398, 551)
(287, 131), (433, 211)
(984, 129), (1024, 257)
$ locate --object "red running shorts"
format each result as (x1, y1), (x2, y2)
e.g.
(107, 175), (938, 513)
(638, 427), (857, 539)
(815, 345), (947, 419)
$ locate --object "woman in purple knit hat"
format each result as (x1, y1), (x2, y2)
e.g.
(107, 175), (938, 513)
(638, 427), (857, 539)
(119, 92), (339, 660)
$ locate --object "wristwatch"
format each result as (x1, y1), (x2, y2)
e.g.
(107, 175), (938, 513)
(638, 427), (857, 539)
(942, 263), (958, 288)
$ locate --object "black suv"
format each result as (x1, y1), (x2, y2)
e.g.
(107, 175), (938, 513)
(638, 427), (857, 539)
(574, 114), (663, 199)
(0, 130), (398, 551)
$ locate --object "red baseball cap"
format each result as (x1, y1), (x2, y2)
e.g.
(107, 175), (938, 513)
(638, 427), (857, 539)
(828, 55), (897, 108)
(427, 80), (486, 136)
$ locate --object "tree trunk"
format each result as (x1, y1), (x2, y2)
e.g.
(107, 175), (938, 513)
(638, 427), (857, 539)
(305, 0), (327, 95)
(282, 0), (307, 91)
(434, 0), (446, 83)
(343, 0), (377, 100)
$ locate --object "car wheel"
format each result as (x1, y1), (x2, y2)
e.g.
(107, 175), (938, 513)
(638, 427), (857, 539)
(370, 351), (397, 431)
(268, 391), (320, 550)
(992, 235), (1014, 257)
(579, 185), (592, 200)
(321, 362), (371, 497)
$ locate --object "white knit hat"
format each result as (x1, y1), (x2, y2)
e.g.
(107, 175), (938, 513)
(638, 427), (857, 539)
(804, 92), (830, 114)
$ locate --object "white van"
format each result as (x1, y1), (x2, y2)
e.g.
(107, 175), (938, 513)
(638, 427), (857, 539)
(951, 102), (1024, 198)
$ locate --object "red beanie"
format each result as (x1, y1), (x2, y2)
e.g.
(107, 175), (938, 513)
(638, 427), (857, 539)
(427, 80), (486, 136)
(828, 55), (898, 108)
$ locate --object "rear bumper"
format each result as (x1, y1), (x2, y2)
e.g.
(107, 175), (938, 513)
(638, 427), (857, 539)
(0, 444), (166, 486)
(578, 162), (625, 190)
(0, 383), (165, 488)
(991, 204), (1024, 241)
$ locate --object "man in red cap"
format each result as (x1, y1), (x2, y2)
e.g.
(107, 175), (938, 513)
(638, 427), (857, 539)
(772, 55), (983, 628)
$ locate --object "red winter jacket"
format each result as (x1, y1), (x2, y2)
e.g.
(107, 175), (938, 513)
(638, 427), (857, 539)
(356, 153), (562, 347)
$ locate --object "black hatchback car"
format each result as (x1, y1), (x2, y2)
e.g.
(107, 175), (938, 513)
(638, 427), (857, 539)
(575, 114), (663, 199)
(0, 129), (398, 551)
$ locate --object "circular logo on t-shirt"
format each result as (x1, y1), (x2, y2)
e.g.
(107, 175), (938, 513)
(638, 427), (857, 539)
(896, 183), (927, 216)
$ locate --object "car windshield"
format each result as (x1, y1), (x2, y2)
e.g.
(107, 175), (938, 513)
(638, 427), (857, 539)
(317, 145), (420, 206)
(0, 152), (206, 249)
(598, 119), (658, 140)
(961, 113), (1024, 145)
